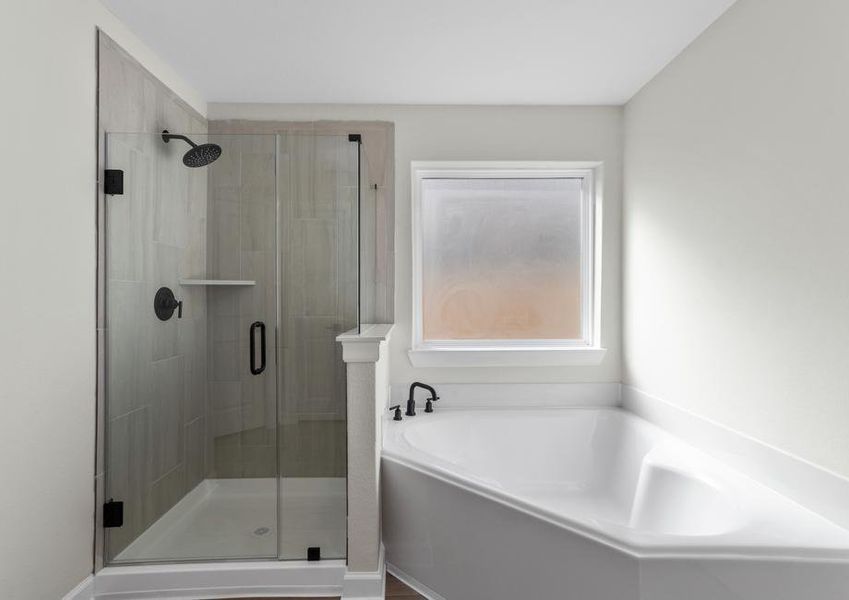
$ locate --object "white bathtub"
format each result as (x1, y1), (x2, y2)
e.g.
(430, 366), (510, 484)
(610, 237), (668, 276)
(382, 408), (849, 600)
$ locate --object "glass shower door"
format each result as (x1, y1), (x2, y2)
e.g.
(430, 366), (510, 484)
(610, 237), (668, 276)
(103, 130), (356, 565)
(103, 132), (280, 563)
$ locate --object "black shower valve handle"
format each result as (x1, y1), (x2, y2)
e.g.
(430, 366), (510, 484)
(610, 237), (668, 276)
(154, 286), (183, 321)
(166, 296), (183, 318)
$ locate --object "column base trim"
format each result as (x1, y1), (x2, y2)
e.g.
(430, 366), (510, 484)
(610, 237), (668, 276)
(342, 544), (386, 600)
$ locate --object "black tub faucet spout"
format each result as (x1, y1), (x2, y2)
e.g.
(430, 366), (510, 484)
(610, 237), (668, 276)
(407, 382), (439, 416)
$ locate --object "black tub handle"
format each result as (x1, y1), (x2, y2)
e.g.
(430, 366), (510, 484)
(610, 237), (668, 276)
(250, 321), (266, 375)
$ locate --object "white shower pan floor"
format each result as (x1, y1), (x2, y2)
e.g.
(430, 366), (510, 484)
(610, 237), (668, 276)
(115, 477), (346, 563)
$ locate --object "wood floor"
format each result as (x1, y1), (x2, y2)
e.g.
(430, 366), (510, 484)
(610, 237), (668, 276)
(386, 573), (427, 598)
(228, 572), (426, 599)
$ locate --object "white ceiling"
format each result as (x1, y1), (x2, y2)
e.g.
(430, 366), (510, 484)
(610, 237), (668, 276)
(101, 0), (737, 105)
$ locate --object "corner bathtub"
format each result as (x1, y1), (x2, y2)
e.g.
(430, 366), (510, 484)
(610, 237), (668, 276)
(382, 408), (849, 600)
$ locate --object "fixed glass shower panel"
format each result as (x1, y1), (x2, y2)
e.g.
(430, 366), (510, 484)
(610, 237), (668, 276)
(103, 131), (357, 565)
(103, 132), (279, 563)
(276, 133), (359, 560)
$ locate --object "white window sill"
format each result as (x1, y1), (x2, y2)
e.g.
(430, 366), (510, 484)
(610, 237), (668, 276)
(407, 346), (607, 368)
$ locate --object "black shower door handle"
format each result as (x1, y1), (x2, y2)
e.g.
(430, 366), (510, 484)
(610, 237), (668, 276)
(250, 321), (266, 375)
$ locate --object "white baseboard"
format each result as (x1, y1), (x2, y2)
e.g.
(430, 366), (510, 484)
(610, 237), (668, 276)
(342, 545), (386, 600)
(386, 563), (446, 600)
(62, 575), (94, 600)
(622, 385), (849, 530)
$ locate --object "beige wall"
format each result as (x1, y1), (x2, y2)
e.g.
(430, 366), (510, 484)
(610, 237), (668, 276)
(209, 104), (624, 389)
(0, 1), (204, 597)
(623, 0), (849, 477)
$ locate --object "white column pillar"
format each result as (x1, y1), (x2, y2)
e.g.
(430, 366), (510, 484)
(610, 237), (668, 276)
(337, 324), (393, 578)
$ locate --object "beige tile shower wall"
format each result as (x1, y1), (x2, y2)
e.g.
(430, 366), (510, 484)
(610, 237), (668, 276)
(209, 119), (396, 325)
(209, 120), (392, 479)
(98, 33), (209, 561)
(206, 135), (279, 478)
(277, 133), (359, 477)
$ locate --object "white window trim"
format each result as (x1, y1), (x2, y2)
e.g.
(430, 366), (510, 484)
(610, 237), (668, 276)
(409, 161), (606, 368)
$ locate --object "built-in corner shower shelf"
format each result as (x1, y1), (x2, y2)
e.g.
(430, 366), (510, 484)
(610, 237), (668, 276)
(179, 279), (256, 287)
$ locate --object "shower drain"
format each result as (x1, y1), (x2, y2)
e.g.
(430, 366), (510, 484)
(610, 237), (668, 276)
(253, 527), (270, 536)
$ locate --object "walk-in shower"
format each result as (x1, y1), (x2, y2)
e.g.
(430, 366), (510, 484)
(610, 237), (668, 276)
(102, 131), (361, 564)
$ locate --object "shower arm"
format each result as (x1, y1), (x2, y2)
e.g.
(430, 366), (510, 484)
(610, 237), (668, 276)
(161, 130), (198, 148)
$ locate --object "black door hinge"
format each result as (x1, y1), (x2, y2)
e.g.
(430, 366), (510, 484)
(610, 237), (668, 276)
(104, 169), (124, 195)
(103, 499), (124, 528)
(347, 134), (361, 144)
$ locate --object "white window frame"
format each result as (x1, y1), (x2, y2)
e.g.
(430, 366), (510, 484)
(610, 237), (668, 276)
(409, 161), (606, 368)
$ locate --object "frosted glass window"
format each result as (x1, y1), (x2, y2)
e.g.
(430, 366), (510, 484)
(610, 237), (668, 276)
(420, 176), (589, 343)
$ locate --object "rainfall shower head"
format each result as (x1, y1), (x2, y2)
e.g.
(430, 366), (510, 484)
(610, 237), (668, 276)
(161, 130), (222, 168)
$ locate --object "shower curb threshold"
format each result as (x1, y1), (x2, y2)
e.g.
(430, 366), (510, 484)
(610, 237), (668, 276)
(88, 547), (385, 600)
(92, 559), (347, 599)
